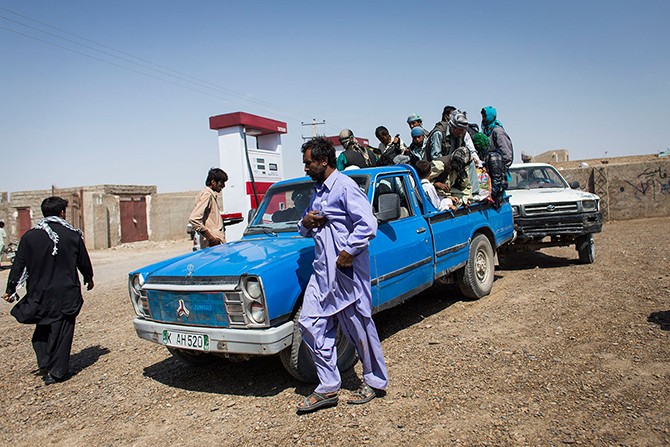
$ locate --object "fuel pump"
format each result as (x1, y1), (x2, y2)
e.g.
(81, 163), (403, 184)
(209, 112), (288, 242)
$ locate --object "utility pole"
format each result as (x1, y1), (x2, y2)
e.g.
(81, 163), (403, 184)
(301, 119), (326, 140)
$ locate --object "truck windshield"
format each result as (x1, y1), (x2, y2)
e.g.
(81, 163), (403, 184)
(246, 182), (314, 234)
(246, 175), (370, 234)
(508, 166), (568, 190)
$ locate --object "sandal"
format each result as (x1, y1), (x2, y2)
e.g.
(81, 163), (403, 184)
(347, 384), (384, 405)
(296, 391), (339, 414)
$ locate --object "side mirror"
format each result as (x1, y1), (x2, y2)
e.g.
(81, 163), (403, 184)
(375, 193), (401, 222)
(570, 181), (580, 189)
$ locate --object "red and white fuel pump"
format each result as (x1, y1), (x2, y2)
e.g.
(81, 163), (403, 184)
(209, 112), (288, 242)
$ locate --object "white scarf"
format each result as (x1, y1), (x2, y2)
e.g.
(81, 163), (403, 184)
(34, 216), (83, 255)
(15, 217), (83, 292)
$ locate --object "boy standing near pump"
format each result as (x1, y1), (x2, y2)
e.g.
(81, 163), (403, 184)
(188, 168), (228, 248)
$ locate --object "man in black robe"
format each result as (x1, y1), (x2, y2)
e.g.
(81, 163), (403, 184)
(3, 196), (94, 384)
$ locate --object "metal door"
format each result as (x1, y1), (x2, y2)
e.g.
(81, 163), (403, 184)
(17, 208), (31, 238)
(120, 197), (148, 243)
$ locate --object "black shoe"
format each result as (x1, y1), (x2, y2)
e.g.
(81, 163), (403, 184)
(42, 372), (69, 385)
(42, 374), (58, 385)
(31, 367), (48, 376)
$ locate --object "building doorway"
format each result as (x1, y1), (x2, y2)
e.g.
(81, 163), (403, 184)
(17, 208), (31, 238)
(120, 197), (148, 243)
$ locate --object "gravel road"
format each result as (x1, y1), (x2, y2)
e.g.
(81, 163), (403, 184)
(0, 217), (668, 446)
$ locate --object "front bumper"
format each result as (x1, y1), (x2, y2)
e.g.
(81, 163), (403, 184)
(513, 211), (603, 240)
(133, 318), (294, 355)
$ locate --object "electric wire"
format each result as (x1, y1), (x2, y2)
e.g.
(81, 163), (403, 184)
(0, 6), (345, 132)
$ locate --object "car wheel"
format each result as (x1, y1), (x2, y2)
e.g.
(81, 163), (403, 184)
(576, 235), (595, 264)
(279, 308), (358, 383)
(458, 234), (495, 299)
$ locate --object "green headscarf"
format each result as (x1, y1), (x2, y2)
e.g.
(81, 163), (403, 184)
(472, 131), (490, 159)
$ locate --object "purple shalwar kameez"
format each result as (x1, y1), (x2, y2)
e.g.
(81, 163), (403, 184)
(298, 169), (389, 394)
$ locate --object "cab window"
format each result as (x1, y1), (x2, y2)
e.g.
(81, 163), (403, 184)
(373, 175), (412, 220)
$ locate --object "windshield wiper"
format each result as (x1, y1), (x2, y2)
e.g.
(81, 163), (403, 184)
(247, 225), (277, 237)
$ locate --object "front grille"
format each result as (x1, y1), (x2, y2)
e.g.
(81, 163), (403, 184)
(523, 221), (584, 236)
(224, 292), (247, 327)
(145, 290), (229, 327)
(523, 202), (578, 216)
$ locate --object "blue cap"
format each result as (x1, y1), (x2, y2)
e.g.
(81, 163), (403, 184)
(407, 113), (422, 123)
(411, 127), (424, 138)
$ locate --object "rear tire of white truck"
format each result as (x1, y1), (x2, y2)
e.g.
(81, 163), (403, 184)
(279, 309), (358, 383)
(576, 234), (595, 264)
(458, 234), (495, 299)
(167, 347), (217, 366)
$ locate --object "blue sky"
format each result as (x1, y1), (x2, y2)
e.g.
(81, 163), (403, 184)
(1, 0), (668, 193)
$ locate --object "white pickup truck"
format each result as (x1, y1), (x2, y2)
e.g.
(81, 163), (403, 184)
(503, 162), (603, 263)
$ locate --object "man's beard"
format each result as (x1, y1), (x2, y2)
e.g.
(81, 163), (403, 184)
(309, 167), (325, 182)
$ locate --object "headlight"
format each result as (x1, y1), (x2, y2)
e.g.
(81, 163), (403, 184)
(128, 274), (149, 317)
(241, 276), (267, 326)
(582, 200), (597, 211)
(244, 277), (262, 299)
(511, 205), (519, 217)
(249, 302), (266, 324)
(132, 275), (143, 294)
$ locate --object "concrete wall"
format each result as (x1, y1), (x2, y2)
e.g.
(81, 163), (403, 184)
(558, 158), (670, 221)
(4, 154), (663, 246)
(0, 185), (156, 250)
(150, 191), (198, 241)
(532, 149), (570, 163)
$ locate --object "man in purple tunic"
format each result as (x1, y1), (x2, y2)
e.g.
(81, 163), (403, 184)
(296, 137), (388, 414)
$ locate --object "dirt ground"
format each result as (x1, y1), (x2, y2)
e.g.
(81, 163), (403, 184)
(0, 217), (668, 447)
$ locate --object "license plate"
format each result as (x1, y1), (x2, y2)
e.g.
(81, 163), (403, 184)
(162, 330), (210, 351)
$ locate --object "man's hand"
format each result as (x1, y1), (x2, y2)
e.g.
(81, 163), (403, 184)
(434, 182), (451, 193)
(336, 250), (354, 269)
(202, 230), (223, 246)
(2, 292), (18, 303)
(301, 211), (327, 230)
(84, 278), (95, 291)
(207, 237), (224, 246)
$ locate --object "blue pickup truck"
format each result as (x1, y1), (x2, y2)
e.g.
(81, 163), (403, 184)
(128, 165), (514, 381)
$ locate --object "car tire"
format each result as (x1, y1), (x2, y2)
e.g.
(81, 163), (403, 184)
(167, 347), (217, 366)
(279, 308), (358, 383)
(458, 233), (495, 299)
(576, 235), (595, 264)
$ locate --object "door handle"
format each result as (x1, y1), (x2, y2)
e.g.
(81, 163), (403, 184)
(416, 227), (426, 234)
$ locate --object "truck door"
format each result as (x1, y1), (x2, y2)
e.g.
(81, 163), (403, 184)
(428, 207), (473, 278)
(369, 173), (433, 310)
